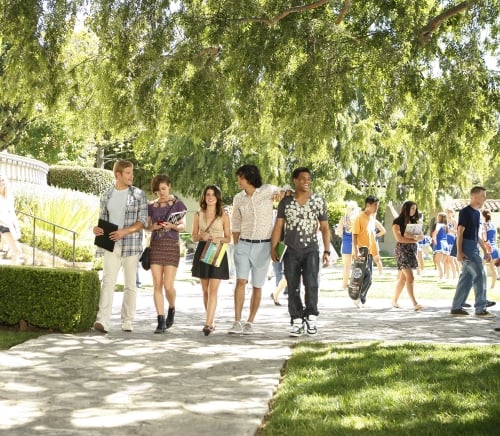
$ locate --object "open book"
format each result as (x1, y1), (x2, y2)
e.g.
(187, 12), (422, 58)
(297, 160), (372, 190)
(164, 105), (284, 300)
(166, 211), (187, 225)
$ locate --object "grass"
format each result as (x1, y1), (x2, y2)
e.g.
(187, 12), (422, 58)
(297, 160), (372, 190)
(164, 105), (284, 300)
(261, 342), (500, 436)
(0, 330), (47, 350)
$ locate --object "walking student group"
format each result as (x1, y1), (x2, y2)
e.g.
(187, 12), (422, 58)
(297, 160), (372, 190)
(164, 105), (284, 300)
(90, 160), (500, 337)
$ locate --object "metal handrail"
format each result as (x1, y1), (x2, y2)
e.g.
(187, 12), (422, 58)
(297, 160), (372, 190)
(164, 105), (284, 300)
(16, 210), (77, 267)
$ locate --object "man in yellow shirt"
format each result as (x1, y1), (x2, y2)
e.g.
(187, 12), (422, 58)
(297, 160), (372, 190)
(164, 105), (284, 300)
(352, 195), (379, 307)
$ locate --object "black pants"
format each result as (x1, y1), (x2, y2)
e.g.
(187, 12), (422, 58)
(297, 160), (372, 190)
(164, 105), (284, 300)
(359, 254), (373, 304)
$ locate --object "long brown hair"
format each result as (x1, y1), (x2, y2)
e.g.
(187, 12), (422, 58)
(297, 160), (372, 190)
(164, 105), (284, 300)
(199, 185), (223, 217)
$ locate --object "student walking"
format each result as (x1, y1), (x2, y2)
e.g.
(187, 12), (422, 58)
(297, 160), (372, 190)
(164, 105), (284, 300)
(271, 167), (330, 337)
(391, 201), (424, 311)
(228, 164), (281, 335)
(93, 160), (148, 333)
(191, 185), (231, 335)
(351, 195), (379, 307)
(450, 186), (495, 318)
(146, 175), (187, 333)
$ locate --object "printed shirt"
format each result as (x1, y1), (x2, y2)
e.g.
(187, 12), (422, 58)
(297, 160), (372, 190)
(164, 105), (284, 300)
(277, 193), (328, 252)
(232, 184), (279, 240)
(148, 199), (187, 242)
(96, 185), (148, 257)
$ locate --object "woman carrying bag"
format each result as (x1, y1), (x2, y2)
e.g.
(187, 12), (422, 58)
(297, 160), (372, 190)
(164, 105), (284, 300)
(191, 185), (231, 336)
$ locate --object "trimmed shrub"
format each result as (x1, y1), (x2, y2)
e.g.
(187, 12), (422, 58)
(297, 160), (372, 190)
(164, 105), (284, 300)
(0, 265), (100, 333)
(48, 165), (114, 196)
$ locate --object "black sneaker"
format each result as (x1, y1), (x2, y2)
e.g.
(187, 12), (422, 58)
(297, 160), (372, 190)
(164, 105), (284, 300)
(451, 309), (469, 316)
(475, 310), (496, 318)
(462, 303), (472, 308)
(486, 300), (496, 307)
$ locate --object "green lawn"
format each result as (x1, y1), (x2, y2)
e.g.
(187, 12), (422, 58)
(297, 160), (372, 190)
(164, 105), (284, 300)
(0, 330), (46, 350)
(261, 342), (500, 435)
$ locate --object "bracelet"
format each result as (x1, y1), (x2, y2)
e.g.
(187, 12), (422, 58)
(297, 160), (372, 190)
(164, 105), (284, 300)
(324, 251), (330, 255)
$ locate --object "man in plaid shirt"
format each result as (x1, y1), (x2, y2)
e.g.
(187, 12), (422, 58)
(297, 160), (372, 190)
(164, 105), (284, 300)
(93, 160), (148, 333)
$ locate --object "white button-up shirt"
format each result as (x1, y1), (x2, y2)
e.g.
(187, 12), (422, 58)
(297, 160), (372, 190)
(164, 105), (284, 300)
(232, 184), (279, 240)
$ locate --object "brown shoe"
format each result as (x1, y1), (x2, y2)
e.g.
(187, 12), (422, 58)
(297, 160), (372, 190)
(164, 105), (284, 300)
(93, 321), (108, 333)
(494, 327), (500, 332)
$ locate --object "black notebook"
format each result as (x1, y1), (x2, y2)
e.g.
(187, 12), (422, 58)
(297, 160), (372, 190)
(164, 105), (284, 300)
(94, 219), (119, 252)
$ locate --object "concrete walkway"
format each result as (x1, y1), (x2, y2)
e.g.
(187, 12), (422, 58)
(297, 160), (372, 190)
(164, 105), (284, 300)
(1, 262), (499, 435)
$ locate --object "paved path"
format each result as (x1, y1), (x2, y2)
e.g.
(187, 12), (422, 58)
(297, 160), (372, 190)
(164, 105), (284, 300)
(1, 263), (499, 435)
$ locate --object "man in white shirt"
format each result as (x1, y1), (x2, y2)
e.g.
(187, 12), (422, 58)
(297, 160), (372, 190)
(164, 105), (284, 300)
(228, 164), (280, 335)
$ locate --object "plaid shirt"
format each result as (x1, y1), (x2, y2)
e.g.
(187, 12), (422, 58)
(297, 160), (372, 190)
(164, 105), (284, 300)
(95, 185), (148, 257)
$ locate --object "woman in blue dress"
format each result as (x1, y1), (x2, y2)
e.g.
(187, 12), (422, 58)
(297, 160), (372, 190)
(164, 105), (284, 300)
(445, 208), (461, 281)
(336, 201), (360, 291)
(482, 209), (499, 290)
(432, 212), (449, 282)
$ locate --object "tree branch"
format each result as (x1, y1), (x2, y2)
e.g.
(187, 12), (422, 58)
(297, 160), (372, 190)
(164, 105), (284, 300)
(236, 0), (332, 26)
(420, 1), (476, 44)
(335, 0), (352, 25)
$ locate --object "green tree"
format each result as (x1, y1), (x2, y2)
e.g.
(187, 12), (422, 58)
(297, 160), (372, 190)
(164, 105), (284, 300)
(1, 1), (499, 208)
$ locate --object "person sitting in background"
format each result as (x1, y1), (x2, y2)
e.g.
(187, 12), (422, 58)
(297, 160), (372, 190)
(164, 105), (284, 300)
(0, 174), (22, 265)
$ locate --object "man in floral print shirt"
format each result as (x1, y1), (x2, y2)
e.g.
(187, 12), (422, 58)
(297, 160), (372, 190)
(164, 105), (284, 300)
(271, 167), (330, 337)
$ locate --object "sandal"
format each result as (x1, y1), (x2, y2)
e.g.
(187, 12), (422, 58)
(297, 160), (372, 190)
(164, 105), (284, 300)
(270, 293), (281, 306)
(392, 303), (401, 309)
(414, 304), (423, 312)
(203, 324), (215, 336)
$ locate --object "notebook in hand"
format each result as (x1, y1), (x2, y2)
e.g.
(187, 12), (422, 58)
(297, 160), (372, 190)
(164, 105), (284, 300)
(276, 241), (287, 263)
(405, 223), (423, 236)
(94, 219), (118, 252)
(166, 211), (187, 225)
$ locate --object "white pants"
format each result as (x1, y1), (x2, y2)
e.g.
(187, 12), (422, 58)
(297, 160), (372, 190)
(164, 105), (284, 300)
(96, 244), (139, 330)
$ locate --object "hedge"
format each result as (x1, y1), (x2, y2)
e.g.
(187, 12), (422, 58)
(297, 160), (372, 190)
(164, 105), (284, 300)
(0, 266), (100, 333)
(48, 165), (114, 196)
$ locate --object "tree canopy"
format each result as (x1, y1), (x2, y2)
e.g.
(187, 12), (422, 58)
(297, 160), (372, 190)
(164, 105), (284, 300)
(1, 0), (499, 210)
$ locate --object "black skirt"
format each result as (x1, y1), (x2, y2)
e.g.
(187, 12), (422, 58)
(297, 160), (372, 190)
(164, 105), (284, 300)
(191, 241), (230, 280)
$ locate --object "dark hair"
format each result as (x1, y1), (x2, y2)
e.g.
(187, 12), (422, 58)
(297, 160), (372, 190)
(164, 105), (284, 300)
(235, 165), (262, 188)
(151, 174), (172, 193)
(365, 195), (379, 205)
(292, 167), (312, 180)
(398, 201), (419, 225)
(482, 209), (491, 222)
(199, 185), (224, 217)
(470, 186), (486, 195)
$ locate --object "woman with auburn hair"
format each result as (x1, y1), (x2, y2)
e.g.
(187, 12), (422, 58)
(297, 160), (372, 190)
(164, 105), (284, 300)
(191, 185), (231, 335)
(391, 201), (424, 311)
(147, 174), (187, 333)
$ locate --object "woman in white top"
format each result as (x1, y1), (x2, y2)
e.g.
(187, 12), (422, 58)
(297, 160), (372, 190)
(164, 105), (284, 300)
(0, 174), (22, 264)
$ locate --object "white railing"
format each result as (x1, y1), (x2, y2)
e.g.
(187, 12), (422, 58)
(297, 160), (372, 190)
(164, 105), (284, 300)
(0, 151), (48, 185)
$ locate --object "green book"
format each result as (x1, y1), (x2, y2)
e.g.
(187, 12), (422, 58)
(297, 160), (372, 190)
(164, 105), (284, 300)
(276, 241), (287, 262)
